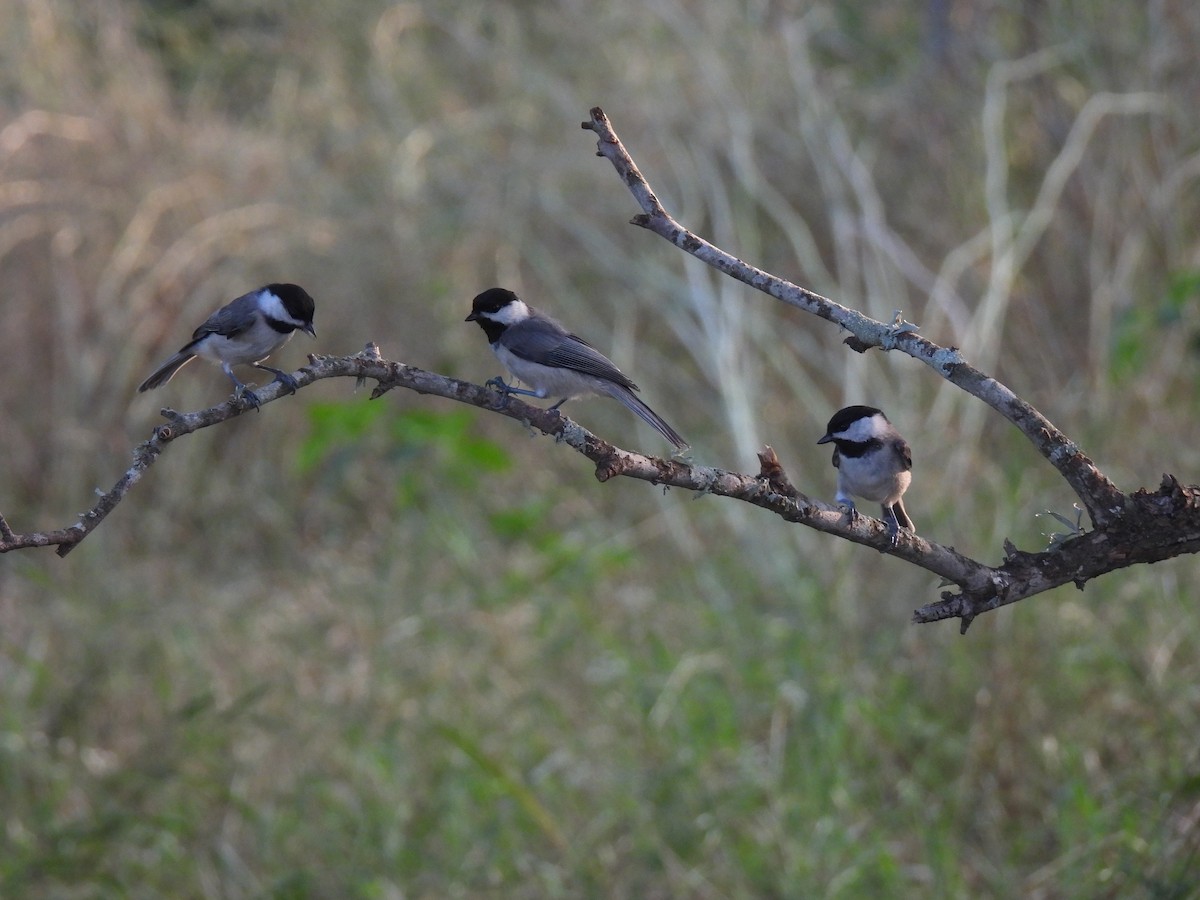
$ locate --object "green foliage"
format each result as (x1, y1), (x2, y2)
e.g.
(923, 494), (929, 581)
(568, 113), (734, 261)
(298, 401), (511, 507)
(1111, 269), (1200, 383)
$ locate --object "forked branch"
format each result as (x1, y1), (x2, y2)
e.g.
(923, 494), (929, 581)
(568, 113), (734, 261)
(579, 105), (1200, 632)
(580, 106), (1124, 527)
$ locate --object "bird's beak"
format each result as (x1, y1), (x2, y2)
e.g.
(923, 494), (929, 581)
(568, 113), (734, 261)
(303, 323), (316, 338)
(465, 312), (478, 322)
(816, 434), (832, 445)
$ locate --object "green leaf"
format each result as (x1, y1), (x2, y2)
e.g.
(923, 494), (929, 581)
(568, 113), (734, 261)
(295, 400), (387, 474)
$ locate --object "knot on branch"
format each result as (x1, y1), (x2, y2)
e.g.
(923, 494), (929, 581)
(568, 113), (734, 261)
(1146, 473), (1198, 510)
(843, 336), (872, 354)
(594, 451), (629, 483)
(756, 446), (800, 500)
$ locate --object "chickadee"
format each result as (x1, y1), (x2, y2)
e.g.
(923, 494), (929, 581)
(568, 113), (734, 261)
(465, 287), (688, 449)
(817, 405), (914, 545)
(138, 283), (316, 408)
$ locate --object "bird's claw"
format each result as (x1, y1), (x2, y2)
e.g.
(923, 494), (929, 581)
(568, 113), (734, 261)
(483, 376), (516, 407)
(882, 508), (910, 548)
(235, 386), (263, 410)
(886, 520), (901, 547)
(271, 371), (301, 395)
(841, 501), (901, 548)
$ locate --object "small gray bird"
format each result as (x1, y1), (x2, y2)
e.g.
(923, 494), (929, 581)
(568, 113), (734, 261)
(817, 405), (914, 544)
(465, 287), (687, 449)
(138, 283), (316, 408)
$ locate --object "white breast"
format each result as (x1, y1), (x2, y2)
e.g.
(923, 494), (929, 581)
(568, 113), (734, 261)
(837, 454), (911, 505)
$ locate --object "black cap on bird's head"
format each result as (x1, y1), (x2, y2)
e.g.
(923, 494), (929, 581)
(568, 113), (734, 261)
(265, 282), (317, 336)
(465, 287), (519, 322)
(818, 405), (886, 444)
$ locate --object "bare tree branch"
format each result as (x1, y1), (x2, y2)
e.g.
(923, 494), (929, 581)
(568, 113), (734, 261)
(6, 107), (1195, 635)
(912, 475), (1200, 625)
(0, 348), (988, 590)
(580, 107), (1126, 528)
(5, 337), (1199, 633)
(578, 106), (1200, 631)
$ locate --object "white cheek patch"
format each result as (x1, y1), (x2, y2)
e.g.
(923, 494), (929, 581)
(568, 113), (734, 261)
(486, 299), (532, 325)
(259, 289), (306, 327)
(838, 414), (886, 442)
(258, 289), (288, 321)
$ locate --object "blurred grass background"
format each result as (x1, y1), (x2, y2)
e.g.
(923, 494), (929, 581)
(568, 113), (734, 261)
(2, 0), (1200, 896)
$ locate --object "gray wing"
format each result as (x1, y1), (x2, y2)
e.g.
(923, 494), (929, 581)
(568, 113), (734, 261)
(189, 292), (260, 341)
(504, 318), (640, 391)
(894, 439), (913, 471)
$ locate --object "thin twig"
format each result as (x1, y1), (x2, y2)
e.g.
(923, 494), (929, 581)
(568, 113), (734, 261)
(580, 106), (1126, 528)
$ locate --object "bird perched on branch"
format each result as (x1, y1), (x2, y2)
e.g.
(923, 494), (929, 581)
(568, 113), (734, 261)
(465, 287), (687, 450)
(138, 283), (316, 409)
(817, 405), (914, 545)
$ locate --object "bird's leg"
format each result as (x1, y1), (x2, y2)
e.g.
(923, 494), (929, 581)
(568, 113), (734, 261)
(548, 398), (569, 411)
(835, 494), (860, 526)
(881, 505), (902, 547)
(253, 363), (300, 395)
(484, 377), (540, 399)
(223, 364), (262, 410)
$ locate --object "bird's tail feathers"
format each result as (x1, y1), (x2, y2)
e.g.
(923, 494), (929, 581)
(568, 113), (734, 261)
(891, 499), (915, 532)
(600, 383), (688, 450)
(137, 352), (196, 392)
